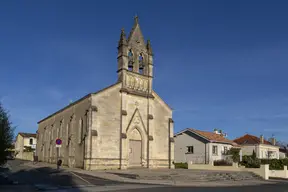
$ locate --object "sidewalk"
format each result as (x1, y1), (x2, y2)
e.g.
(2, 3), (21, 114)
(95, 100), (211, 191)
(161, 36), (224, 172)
(23, 161), (278, 187)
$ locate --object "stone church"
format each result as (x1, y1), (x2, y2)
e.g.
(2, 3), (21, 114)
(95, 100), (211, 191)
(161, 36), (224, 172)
(36, 16), (175, 170)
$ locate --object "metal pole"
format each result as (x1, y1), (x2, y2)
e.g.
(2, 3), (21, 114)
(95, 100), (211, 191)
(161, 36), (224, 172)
(57, 147), (59, 170)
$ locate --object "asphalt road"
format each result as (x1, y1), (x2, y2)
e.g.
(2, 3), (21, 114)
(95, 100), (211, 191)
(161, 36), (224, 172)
(2, 160), (288, 192)
(2, 159), (134, 191)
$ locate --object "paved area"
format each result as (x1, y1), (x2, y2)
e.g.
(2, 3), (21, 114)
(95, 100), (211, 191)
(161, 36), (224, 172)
(114, 183), (288, 192)
(22, 160), (282, 187)
(1, 159), (160, 191)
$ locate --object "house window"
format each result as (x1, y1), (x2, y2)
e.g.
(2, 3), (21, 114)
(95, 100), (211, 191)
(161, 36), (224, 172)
(187, 146), (194, 154)
(224, 146), (228, 154)
(29, 138), (33, 145)
(212, 145), (218, 155)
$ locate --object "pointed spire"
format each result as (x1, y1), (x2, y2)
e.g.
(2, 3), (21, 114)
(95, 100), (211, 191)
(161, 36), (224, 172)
(146, 39), (153, 55)
(134, 15), (139, 25)
(118, 28), (127, 47)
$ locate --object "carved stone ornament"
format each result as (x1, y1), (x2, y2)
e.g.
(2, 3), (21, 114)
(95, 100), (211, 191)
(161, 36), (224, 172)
(170, 137), (175, 143)
(91, 106), (98, 112)
(148, 135), (154, 141)
(169, 118), (174, 123)
(148, 114), (154, 120)
(134, 116), (141, 125)
(91, 130), (98, 136)
(121, 110), (127, 116)
(121, 133), (127, 139)
(126, 74), (148, 93)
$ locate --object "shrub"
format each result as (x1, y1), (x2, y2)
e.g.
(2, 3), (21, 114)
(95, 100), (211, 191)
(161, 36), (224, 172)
(240, 155), (260, 168)
(227, 148), (241, 162)
(260, 159), (288, 170)
(173, 162), (188, 169)
(214, 159), (232, 166)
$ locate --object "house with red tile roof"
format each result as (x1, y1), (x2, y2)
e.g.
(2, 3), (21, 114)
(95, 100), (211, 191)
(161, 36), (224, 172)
(174, 128), (239, 164)
(233, 134), (280, 159)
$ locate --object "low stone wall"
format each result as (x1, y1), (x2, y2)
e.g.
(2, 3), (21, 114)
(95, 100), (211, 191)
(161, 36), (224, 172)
(21, 152), (34, 161)
(188, 162), (239, 171)
(269, 166), (288, 179)
(188, 161), (288, 180)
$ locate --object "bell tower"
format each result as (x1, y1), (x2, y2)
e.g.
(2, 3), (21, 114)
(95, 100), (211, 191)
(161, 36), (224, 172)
(117, 16), (153, 97)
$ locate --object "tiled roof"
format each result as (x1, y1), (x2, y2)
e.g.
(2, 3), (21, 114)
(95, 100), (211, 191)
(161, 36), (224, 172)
(18, 132), (37, 138)
(188, 128), (238, 146)
(233, 134), (272, 145)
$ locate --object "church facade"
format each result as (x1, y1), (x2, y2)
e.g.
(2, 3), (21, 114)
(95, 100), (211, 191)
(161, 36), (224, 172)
(36, 17), (175, 170)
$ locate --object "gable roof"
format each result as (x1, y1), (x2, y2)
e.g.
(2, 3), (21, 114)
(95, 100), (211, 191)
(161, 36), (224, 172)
(175, 128), (238, 146)
(233, 134), (272, 145)
(37, 82), (120, 124)
(18, 132), (37, 138)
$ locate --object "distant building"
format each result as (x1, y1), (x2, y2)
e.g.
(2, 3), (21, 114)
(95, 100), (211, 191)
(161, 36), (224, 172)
(15, 132), (37, 159)
(234, 134), (280, 159)
(174, 128), (239, 164)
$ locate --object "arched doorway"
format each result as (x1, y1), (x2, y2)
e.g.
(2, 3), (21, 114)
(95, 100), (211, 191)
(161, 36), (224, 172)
(128, 127), (142, 167)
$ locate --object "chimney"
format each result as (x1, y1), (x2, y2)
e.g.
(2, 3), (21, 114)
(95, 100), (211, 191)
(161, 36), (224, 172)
(260, 135), (264, 144)
(272, 137), (276, 145)
(213, 128), (218, 134)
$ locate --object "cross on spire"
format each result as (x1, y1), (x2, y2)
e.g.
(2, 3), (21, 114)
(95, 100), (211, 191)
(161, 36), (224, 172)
(134, 15), (139, 24)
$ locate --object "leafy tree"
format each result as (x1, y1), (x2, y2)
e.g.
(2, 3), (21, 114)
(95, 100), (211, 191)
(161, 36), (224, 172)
(0, 102), (14, 165)
(227, 147), (241, 163)
(252, 150), (256, 159)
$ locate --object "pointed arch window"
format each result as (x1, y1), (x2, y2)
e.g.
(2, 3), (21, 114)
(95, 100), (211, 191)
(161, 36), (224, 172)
(139, 53), (144, 74)
(128, 49), (134, 71)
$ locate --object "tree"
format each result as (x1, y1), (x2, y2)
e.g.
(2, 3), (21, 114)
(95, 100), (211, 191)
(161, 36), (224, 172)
(227, 147), (241, 163)
(0, 102), (14, 165)
(252, 150), (256, 159)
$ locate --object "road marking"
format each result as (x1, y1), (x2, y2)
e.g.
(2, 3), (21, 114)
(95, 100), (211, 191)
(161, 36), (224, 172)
(69, 171), (92, 185)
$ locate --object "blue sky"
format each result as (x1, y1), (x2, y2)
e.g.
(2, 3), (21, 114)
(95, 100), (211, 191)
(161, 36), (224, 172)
(1, 1), (288, 142)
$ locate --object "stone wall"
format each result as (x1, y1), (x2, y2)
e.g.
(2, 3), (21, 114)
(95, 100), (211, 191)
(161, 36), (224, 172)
(36, 94), (91, 169)
(91, 83), (122, 170)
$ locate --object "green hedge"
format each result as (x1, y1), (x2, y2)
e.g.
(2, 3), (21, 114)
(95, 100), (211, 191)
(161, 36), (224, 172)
(240, 155), (260, 168)
(240, 155), (288, 170)
(173, 162), (188, 169)
(260, 159), (288, 170)
(214, 159), (232, 166)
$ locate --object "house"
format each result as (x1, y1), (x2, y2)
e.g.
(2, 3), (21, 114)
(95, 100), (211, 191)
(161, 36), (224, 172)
(36, 16), (174, 170)
(233, 134), (280, 159)
(15, 132), (37, 159)
(174, 128), (239, 164)
(279, 147), (287, 159)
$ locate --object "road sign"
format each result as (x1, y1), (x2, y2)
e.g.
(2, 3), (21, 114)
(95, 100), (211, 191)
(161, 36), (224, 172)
(56, 138), (62, 145)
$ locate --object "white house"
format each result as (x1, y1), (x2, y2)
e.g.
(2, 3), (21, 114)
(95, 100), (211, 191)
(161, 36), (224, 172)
(234, 134), (280, 159)
(15, 132), (37, 159)
(174, 128), (239, 164)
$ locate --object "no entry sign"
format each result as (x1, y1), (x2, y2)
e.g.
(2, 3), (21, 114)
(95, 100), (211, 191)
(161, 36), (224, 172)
(56, 138), (62, 145)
